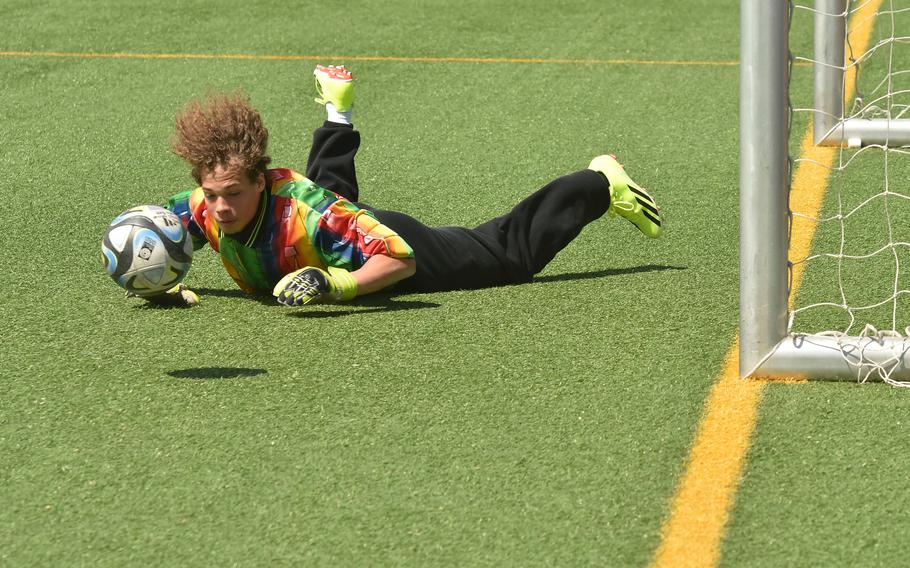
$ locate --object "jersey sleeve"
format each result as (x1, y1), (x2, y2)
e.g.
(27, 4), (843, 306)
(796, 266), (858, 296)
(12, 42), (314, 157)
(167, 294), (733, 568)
(309, 197), (415, 269)
(165, 190), (209, 251)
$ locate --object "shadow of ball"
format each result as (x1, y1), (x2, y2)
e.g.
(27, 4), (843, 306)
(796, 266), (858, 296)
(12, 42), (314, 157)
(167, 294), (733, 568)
(166, 367), (267, 380)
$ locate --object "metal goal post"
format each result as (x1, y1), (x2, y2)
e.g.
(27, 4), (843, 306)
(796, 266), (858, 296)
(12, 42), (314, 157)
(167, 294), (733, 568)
(739, 0), (910, 381)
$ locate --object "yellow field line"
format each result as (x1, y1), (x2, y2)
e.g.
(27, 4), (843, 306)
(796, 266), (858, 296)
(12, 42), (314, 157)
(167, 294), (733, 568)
(0, 49), (742, 67)
(649, 2), (883, 567)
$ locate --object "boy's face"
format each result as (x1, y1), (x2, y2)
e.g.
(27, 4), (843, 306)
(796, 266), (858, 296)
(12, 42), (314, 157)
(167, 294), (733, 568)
(200, 165), (265, 235)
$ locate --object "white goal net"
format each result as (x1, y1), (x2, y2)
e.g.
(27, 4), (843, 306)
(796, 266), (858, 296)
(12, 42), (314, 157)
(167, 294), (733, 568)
(788, 0), (910, 385)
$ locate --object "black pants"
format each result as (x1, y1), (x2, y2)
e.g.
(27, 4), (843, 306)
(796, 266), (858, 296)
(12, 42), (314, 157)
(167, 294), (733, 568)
(306, 122), (611, 293)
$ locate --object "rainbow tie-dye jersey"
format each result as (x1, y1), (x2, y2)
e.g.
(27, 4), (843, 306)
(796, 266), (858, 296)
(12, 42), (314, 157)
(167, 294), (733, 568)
(166, 168), (414, 293)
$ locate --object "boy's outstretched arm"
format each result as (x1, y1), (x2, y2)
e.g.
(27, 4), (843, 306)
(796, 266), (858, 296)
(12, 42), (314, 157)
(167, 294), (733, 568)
(351, 255), (416, 295)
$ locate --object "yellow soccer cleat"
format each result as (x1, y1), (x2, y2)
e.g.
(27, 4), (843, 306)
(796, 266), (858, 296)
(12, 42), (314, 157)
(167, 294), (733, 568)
(313, 64), (354, 112)
(589, 154), (662, 238)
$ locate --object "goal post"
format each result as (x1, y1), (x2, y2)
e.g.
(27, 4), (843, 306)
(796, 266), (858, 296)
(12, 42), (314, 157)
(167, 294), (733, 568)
(739, 0), (910, 382)
(739, 0), (790, 379)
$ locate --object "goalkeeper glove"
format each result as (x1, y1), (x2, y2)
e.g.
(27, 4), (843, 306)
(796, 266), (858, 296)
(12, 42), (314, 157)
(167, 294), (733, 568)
(130, 283), (200, 307)
(272, 266), (358, 306)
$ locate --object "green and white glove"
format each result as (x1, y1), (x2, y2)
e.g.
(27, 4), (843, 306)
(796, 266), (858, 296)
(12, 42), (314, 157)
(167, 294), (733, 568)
(273, 266), (358, 306)
(130, 283), (200, 307)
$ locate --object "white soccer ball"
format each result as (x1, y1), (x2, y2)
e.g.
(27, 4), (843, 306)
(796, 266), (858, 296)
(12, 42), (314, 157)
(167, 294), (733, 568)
(102, 205), (193, 296)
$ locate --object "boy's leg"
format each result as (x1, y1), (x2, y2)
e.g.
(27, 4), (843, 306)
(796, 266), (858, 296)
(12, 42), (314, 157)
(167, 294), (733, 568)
(372, 161), (660, 293)
(305, 122), (361, 202)
(369, 209), (516, 293)
(372, 170), (612, 292)
(307, 64), (360, 202)
(473, 169), (612, 280)
(473, 156), (662, 281)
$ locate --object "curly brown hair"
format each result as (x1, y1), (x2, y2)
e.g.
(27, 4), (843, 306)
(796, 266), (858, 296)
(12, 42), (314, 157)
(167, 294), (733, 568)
(171, 92), (271, 184)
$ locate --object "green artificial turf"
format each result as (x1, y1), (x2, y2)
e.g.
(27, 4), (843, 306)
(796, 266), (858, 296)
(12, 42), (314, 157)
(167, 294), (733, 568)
(722, 382), (910, 567)
(1, 53), (721, 565)
(1, 1), (908, 567)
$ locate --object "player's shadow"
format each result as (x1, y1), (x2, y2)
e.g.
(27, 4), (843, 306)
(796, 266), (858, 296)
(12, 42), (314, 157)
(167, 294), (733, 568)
(287, 296), (441, 318)
(166, 367), (268, 380)
(190, 264), (682, 315)
(193, 287), (441, 316)
(134, 300), (197, 310)
(193, 287), (279, 306)
(533, 264), (687, 284)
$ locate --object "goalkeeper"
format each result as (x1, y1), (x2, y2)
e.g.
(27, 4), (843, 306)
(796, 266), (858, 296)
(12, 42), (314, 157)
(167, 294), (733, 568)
(158, 65), (662, 307)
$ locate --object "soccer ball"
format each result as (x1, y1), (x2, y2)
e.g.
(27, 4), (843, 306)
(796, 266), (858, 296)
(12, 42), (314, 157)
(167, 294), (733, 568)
(102, 205), (193, 296)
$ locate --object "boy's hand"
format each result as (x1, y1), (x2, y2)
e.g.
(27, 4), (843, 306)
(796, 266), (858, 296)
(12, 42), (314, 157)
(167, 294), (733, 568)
(130, 283), (200, 307)
(273, 266), (357, 306)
